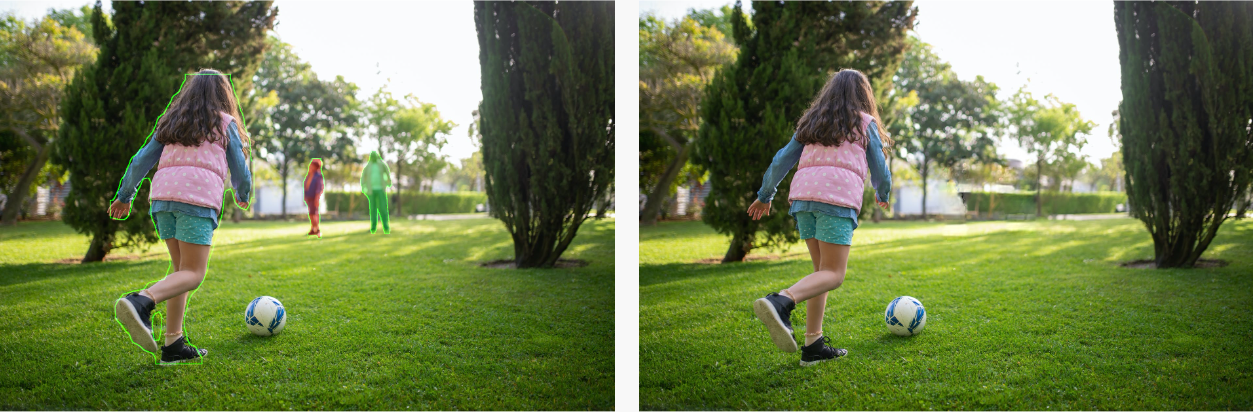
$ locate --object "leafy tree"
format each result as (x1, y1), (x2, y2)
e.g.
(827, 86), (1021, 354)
(392, 100), (453, 204)
(365, 88), (453, 211)
(638, 12), (736, 225)
(53, 1), (275, 262)
(890, 36), (1000, 218)
(685, 5), (739, 41)
(444, 150), (484, 192)
(474, 1), (614, 268)
(0, 11), (98, 225)
(250, 37), (358, 217)
(696, 1), (915, 262)
(1006, 88), (1094, 216)
(1114, 1), (1253, 268)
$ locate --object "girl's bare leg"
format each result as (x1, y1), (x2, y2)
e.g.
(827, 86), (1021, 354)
(782, 239), (850, 344)
(144, 241), (211, 304)
(156, 239), (188, 346)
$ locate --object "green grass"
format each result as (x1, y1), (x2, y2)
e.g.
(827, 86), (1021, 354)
(0, 218), (614, 410)
(640, 218), (1253, 410)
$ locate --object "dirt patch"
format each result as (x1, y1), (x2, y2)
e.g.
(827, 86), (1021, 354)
(480, 259), (589, 269)
(1120, 258), (1229, 269)
(694, 253), (806, 265)
(53, 253), (164, 264)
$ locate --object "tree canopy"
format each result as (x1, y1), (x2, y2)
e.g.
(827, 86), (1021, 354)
(53, 1), (276, 262)
(695, 0), (916, 262)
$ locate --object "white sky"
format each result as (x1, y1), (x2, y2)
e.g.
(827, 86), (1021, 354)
(1, 0), (483, 163)
(640, 0), (1123, 164)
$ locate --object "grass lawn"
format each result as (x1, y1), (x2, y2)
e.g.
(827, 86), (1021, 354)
(640, 218), (1253, 410)
(0, 217), (614, 410)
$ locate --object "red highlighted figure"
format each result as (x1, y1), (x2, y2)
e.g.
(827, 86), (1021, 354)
(303, 158), (324, 237)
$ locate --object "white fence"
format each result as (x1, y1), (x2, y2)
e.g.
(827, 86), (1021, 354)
(252, 179), (327, 216)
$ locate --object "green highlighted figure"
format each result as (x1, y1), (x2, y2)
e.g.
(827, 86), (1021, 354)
(361, 151), (392, 234)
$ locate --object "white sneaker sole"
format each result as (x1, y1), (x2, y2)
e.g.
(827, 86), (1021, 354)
(799, 353), (847, 367)
(753, 298), (798, 353)
(115, 298), (159, 353)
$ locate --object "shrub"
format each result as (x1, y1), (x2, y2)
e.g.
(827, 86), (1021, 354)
(323, 191), (486, 217)
(964, 191), (1127, 216)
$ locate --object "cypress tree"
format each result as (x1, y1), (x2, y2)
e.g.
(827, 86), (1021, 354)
(1114, 1), (1253, 268)
(695, 1), (916, 262)
(474, 2), (614, 268)
(53, 1), (275, 262)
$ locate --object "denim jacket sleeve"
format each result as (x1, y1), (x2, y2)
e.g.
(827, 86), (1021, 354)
(114, 137), (165, 203)
(865, 121), (893, 203)
(757, 135), (804, 204)
(226, 121), (253, 204)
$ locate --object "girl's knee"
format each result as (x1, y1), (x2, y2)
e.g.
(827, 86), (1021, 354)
(825, 270), (846, 289)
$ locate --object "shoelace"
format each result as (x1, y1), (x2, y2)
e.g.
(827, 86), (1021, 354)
(815, 336), (844, 357)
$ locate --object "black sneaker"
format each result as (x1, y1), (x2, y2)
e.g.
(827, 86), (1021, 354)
(115, 292), (158, 352)
(799, 336), (848, 366)
(753, 292), (798, 353)
(160, 336), (207, 365)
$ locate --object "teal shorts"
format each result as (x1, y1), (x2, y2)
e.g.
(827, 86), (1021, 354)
(153, 211), (215, 246)
(795, 211), (854, 245)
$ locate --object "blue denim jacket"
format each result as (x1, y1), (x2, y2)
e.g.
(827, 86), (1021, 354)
(114, 121), (252, 229)
(756, 121), (893, 230)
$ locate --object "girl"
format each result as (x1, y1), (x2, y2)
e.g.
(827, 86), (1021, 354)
(109, 69), (253, 364)
(749, 69), (893, 366)
(304, 158), (324, 237)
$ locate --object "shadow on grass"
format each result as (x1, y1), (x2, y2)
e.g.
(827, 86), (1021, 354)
(0, 259), (159, 288)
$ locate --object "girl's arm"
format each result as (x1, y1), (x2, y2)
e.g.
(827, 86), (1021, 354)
(865, 121), (892, 204)
(756, 135), (804, 204)
(225, 121), (253, 206)
(113, 137), (165, 204)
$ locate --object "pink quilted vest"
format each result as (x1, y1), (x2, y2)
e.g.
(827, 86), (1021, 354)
(149, 111), (235, 212)
(788, 112), (874, 212)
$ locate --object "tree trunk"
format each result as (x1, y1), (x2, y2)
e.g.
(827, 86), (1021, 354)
(280, 159), (289, 218)
(82, 231), (113, 263)
(395, 160), (405, 216)
(641, 142), (691, 226)
(0, 137), (49, 226)
(919, 159), (929, 219)
(722, 230), (753, 263)
(1036, 154), (1044, 218)
(594, 189), (610, 219)
(989, 192), (999, 219)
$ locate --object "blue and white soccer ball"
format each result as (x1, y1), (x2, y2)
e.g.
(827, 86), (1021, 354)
(245, 296), (286, 336)
(885, 296), (926, 336)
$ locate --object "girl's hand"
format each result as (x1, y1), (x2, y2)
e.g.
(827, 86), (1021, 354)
(237, 201), (249, 210)
(877, 200), (891, 212)
(108, 200), (131, 220)
(747, 199), (771, 220)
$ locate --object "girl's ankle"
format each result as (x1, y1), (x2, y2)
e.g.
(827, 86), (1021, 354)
(164, 332), (183, 346)
(804, 331), (823, 346)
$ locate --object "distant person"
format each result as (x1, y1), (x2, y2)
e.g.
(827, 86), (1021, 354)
(108, 69), (253, 364)
(303, 159), (324, 238)
(360, 151), (392, 234)
(747, 69), (893, 366)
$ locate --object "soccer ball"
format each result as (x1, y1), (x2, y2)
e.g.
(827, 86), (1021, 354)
(884, 296), (926, 336)
(245, 296), (286, 336)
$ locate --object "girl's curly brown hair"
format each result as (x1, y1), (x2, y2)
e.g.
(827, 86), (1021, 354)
(794, 69), (892, 159)
(153, 69), (249, 157)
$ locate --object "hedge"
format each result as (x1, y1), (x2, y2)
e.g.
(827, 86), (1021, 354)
(323, 191), (488, 216)
(964, 191), (1127, 215)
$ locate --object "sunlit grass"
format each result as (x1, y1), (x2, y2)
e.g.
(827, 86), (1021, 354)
(640, 218), (1252, 410)
(0, 218), (614, 410)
